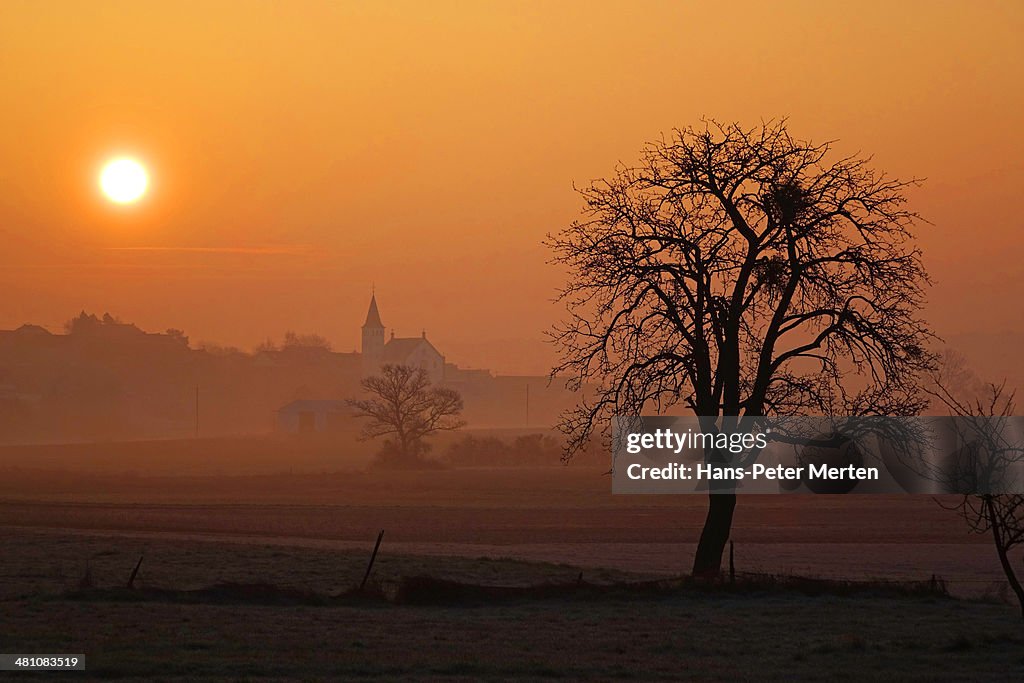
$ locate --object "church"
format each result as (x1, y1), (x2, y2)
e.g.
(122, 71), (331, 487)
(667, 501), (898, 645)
(277, 293), (579, 435)
(359, 294), (445, 383)
(277, 294), (446, 433)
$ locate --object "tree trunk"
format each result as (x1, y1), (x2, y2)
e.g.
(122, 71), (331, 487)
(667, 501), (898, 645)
(692, 492), (736, 577)
(987, 501), (1024, 621)
(993, 541), (1024, 620)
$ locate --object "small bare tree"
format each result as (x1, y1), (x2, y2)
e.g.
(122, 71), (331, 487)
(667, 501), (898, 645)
(955, 493), (1024, 620)
(928, 366), (1024, 619)
(547, 119), (935, 576)
(282, 331), (332, 351)
(348, 364), (465, 467)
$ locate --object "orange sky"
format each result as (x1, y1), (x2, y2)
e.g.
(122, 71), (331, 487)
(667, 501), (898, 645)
(0, 1), (1021, 378)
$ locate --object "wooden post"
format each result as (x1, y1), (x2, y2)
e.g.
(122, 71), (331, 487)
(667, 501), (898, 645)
(360, 530), (384, 590)
(525, 384), (530, 427)
(127, 555), (144, 588)
(729, 541), (735, 584)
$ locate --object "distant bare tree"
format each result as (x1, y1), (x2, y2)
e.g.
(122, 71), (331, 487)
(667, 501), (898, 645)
(198, 342), (244, 357)
(928, 365), (1024, 619)
(165, 328), (189, 346)
(348, 364), (465, 467)
(64, 311), (101, 334)
(547, 119), (936, 576)
(64, 311), (133, 335)
(282, 331), (332, 351)
(254, 338), (278, 353)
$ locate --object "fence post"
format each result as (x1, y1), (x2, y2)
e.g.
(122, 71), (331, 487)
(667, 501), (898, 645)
(361, 530), (385, 590)
(127, 555), (144, 589)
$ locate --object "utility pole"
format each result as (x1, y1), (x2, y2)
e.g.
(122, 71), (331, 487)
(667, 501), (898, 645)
(525, 383), (530, 428)
(194, 385), (199, 439)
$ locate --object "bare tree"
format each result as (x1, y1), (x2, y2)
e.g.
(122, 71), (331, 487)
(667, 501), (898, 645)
(348, 364), (465, 466)
(282, 331), (332, 351)
(254, 338), (278, 353)
(967, 494), (1024, 620)
(928, 366), (1024, 619)
(547, 119), (935, 576)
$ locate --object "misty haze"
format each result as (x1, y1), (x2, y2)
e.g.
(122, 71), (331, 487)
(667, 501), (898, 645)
(1, 2), (1023, 681)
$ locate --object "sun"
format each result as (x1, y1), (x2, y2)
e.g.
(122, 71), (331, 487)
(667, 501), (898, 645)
(99, 158), (149, 204)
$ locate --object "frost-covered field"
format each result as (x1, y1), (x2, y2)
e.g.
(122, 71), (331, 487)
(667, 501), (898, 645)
(0, 529), (1021, 681)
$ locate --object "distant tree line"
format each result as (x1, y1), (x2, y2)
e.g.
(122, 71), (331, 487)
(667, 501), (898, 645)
(255, 332), (333, 353)
(442, 433), (606, 467)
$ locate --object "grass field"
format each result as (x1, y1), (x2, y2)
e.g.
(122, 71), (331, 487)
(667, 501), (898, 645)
(1, 444), (1021, 680)
(1, 529), (1023, 681)
(0, 466), (1007, 598)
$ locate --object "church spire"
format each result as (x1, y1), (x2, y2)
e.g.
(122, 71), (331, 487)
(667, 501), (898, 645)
(361, 292), (386, 362)
(362, 293), (384, 329)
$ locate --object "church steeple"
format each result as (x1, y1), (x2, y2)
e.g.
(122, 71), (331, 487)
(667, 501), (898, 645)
(361, 293), (385, 360)
(363, 293), (384, 330)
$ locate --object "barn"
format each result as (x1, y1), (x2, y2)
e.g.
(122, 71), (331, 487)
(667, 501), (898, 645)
(276, 399), (351, 434)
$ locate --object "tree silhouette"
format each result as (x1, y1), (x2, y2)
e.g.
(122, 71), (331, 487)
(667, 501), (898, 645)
(348, 364), (465, 466)
(282, 331), (332, 351)
(547, 120), (935, 576)
(928, 361), (1024, 619)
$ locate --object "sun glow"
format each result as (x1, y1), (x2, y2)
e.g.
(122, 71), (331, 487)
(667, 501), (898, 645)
(99, 158), (149, 204)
